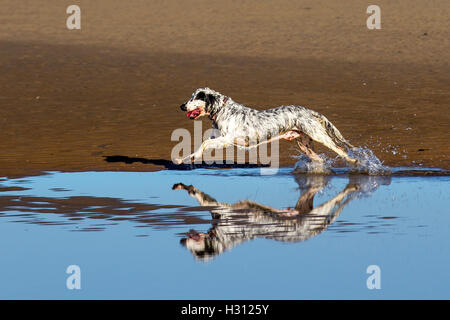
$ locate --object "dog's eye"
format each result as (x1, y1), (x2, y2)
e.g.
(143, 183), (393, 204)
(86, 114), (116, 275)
(195, 91), (206, 101)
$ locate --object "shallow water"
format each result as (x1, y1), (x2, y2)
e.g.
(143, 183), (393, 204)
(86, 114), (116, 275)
(0, 168), (449, 299)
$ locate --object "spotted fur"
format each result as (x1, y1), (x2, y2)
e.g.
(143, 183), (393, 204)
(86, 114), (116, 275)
(177, 87), (358, 164)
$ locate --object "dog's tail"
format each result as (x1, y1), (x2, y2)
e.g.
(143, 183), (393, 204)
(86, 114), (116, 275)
(315, 113), (358, 152)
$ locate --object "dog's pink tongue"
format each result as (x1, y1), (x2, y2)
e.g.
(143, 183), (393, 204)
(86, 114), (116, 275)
(186, 108), (200, 118)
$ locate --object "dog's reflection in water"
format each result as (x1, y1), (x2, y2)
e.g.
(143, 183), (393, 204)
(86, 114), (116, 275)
(173, 175), (389, 261)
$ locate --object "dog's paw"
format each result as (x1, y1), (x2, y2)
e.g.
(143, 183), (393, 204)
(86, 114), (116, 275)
(173, 158), (184, 165)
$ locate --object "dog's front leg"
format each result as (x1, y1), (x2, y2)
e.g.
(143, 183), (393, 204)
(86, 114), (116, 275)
(173, 143), (206, 165)
(174, 137), (230, 164)
(172, 183), (223, 206)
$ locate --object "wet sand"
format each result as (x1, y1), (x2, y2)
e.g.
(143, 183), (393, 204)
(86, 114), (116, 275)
(0, 1), (449, 177)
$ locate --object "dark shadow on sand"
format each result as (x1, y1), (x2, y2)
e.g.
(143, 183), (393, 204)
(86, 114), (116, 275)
(104, 155), (269, 170)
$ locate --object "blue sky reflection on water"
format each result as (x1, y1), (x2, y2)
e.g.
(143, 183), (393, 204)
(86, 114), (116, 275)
(0, 169), (449, 299)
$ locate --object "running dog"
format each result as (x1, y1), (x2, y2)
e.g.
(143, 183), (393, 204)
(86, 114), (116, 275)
(176, 87), (359, 165)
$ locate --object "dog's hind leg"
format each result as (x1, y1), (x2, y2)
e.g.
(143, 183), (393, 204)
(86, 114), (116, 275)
(311, 133), (358, 165)
(323, 139), (359, 165)
(297, 113), (359, 165)
(245, 130), (324, 163)
(296, 132), (324, 163)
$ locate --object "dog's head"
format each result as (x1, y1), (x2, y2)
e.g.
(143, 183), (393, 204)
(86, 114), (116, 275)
(180, 229), (225, 262)
(179, 88), (225, 120)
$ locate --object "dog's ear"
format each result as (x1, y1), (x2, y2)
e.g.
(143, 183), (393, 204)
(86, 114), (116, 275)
(205, 94), (218, 110)
(195, 91), (206, 101)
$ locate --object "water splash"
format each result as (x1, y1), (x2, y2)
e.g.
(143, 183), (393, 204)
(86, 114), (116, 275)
(293, 154), (334, 174)
(293, 147), (391, 175)
(348, 147), (391, 175)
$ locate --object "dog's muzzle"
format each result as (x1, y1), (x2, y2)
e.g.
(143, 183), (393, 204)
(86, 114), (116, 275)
(180, 103), (187, 111)
(186, 108), (202, 119)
